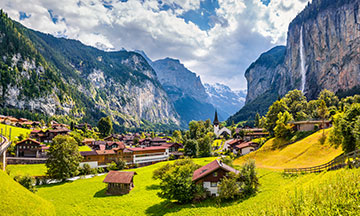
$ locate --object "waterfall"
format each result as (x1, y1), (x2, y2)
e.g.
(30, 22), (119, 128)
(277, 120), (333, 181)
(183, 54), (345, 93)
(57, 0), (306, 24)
(300, 26), (306, 93)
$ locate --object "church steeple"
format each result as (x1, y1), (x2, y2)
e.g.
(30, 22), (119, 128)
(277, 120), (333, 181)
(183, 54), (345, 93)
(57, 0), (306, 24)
(213, 110), (219, 126)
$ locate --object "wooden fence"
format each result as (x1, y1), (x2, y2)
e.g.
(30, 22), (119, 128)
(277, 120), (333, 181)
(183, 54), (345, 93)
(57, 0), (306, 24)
(284, 149), (360, 174)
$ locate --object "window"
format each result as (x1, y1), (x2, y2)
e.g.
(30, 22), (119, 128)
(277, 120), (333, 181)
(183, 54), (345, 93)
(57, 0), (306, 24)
(213, 172), (217, 177)
(210, 182), (217, 187)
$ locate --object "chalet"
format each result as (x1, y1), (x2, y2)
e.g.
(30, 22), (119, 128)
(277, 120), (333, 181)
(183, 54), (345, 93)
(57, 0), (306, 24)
(161, 143), (183, 158)
(226, 139), (243, 151)
(4, 116), (19, 125)
(104, 134), (121, 141)
(74, 123), (92, 131)
(233, 141), (258, 155)
(138, 138), (151, 147)
(30, 128), (70, 143)
(192, 160), (239, 196)
(150, 137), (167, 146)
(235, 128), (269, 141)
(15, 138), (42, 158)
(161, 143), (182, 153)
(292, 120), (331, 132)
(82, 138), (95, 145)
(16, 121), (33, 128)
(103, 171), (136, 195)
(43, 128), (70, 143)
(125, 146), (169, 166)
(81, 150), (117, 166)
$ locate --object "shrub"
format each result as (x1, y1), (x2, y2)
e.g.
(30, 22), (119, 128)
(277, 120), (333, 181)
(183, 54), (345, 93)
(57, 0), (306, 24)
(116, 159), (127, 170)
(107, 161), (118, 170)
(14, 175), (37, 193)
(97, 167), (105, 173)
(155, 158), (201, 203)
(218, 172), (241, 201)
(238, 160), (259, 197)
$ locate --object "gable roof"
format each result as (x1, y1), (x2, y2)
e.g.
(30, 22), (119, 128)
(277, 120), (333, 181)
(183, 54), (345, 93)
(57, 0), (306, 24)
(192, 160), (239, 182)
(235, 141), (258, 150)
(16, 138), (41, 146)
(103, 171), (136, 184)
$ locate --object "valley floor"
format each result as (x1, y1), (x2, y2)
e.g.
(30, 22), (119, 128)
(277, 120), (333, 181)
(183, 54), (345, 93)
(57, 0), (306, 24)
(3, 131), (359, 216)
(32, 162), (360, 216)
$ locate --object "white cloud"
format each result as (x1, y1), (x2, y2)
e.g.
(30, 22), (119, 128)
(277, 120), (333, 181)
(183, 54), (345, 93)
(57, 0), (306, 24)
(0, 0), (309, 90)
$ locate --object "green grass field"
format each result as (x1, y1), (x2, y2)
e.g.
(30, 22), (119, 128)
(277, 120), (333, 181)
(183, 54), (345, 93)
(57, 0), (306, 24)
(33, 158), (360, 216)
(0, 123), (31, 141)
(235, 129), (343, 170)
(6, 164), (47, 177)
(0, 170), (55, 216)
(3, 129), (359, 215)
(78, 145), (92, 152)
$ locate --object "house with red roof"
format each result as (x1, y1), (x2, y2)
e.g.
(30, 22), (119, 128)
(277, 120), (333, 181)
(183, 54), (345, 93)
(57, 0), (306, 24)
(103, 171), (137, 195)
(233, 141), (258, 155)
(126, 146), (170, 166)
(192, 159), (239, 196)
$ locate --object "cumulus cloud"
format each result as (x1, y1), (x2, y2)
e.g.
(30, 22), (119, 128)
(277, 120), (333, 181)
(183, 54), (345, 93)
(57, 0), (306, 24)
(0, 0), (309, 90)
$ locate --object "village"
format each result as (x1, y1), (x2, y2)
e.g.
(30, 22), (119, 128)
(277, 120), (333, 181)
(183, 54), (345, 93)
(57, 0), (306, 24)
(0, 111), (333, 197)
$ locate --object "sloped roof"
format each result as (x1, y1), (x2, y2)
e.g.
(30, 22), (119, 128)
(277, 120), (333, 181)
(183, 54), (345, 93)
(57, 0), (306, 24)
(95, 150), (116, 155)
(235, 141), (258, 150)
(192, 160), (239, 182)
(16, 138), (41, 146)
(103, 171), (136, 184)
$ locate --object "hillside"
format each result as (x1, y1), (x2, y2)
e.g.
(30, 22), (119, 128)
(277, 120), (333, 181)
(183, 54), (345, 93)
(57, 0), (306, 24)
(32, 155), (359, 215)
(235, 129), (343, 169)
(0, 10), (179, 130)
(0, 171), (55, 216)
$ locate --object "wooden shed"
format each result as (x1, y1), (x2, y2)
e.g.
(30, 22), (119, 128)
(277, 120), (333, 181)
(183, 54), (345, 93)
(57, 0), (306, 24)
(103, 171), (136, 195)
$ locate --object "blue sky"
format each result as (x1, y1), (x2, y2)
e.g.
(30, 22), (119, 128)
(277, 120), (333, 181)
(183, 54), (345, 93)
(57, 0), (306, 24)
(0, 0), (309, 90)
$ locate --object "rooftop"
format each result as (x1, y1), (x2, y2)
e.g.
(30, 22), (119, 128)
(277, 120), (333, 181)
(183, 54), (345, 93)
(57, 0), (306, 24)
(103, 171), (136, 184)
(192, 160), (239, 182)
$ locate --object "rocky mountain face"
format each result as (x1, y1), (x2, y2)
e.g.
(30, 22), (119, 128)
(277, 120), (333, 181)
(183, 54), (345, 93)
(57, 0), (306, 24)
(244, 46), (287, 103)
(228, 0), (360, 124)
(286, 0), (360, 99)
(204, 83), (246, 118)
(0, 11), (179, 130)
(151, 58), (219, 124)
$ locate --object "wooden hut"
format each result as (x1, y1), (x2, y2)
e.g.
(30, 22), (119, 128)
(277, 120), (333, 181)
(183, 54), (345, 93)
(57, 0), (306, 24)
(103, 171), (136, 195)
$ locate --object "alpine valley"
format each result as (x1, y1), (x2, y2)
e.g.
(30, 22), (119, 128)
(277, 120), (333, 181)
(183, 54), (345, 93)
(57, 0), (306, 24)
(0, 11), (244, 131)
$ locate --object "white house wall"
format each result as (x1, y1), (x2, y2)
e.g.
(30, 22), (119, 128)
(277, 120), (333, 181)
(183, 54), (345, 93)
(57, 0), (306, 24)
(203, 181), (218, 196)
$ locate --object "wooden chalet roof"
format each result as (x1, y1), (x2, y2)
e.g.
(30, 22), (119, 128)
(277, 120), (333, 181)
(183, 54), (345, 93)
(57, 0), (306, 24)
(103, 171), (136, 184)
(80, 151), (98, 156)
(192, 160), (239, 182)
(95, 150), (116, 155)
(228, 139), (242, 146)
(16, 138), (41, 146)
(235, 141), (258, 150)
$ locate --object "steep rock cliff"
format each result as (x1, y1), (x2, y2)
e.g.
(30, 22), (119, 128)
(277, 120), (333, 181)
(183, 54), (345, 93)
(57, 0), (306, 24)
(229, 0), (360, 124)
(286, 0), (360, 99)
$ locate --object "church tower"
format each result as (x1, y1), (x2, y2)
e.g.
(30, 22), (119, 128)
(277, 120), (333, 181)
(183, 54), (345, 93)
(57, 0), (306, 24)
(213, 110), (219, 126)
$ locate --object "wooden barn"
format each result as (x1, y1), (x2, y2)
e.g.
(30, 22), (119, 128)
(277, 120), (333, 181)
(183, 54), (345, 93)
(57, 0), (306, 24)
(103, 171), (136, 195)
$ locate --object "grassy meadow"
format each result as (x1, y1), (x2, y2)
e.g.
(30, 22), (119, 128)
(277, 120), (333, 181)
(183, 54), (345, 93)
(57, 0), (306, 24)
(0, 170), (55, 216)
(0, 123), (31, 141)
(32, 159), (360, 216)
(235, 129), (343, 169)
(6, 164), (47, 177)
(2, 128), (359, 216)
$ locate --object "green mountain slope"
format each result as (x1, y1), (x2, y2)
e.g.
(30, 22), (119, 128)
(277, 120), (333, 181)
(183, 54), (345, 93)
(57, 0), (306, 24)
(0, 10), (180, 130)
